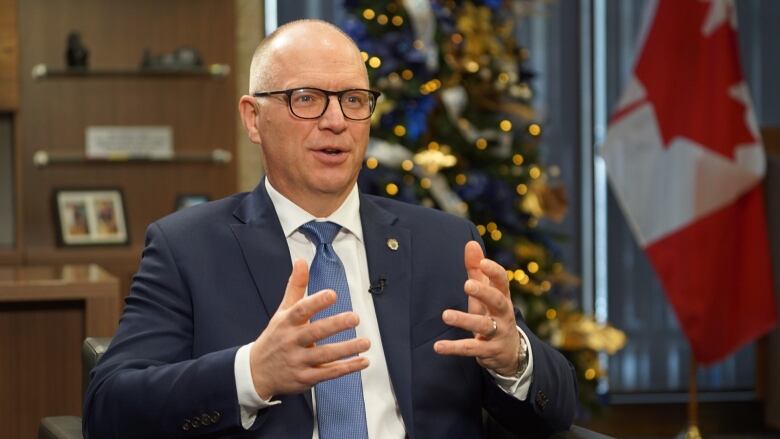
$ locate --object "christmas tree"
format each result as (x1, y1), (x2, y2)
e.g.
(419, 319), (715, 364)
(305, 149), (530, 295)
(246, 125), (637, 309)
(342, 0), (625, 413)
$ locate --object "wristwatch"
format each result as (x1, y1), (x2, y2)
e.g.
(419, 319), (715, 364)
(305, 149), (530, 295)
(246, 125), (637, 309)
(515, 335), (530, 378)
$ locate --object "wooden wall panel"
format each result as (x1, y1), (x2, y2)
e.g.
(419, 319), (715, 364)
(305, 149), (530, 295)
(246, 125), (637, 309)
(0, 0), (19, 110)
(17, 0), (238, 252)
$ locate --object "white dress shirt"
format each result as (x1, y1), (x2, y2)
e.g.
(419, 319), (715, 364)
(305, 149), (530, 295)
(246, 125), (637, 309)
(233, 179), (534, 437)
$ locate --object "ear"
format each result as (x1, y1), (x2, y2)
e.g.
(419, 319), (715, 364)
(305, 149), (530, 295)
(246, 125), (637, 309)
(239, 95), (262, 145)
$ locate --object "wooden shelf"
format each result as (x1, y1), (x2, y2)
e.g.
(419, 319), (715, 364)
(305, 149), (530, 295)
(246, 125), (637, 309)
(31, 63), (230, 80)
(25, 245), (143, 265)
(31, 148), (232, 167)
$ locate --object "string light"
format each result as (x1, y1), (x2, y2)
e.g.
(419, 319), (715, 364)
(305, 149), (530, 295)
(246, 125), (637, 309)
(451, 33), (463, 44)
(527, 261), (539, 273)
(419, 79), (442, 94)
(360, 51), (369, 62)
(528, 123), (542, 136)
(512, 154), (524, 166)
(377, 14), (389, 25)
(516, 183), (527, 195)
(518, 276), (529, 285)
(585, 369), (597, 380)
(366, 157), (378, 169)
(392, 15), (404, 26)
(499, 120), (512, 132)
(401, 69), (414, 80)
(393, 125), (406, 136)
(455, 173), (467, 185)
(401, 159), (414, 171)
(385, 183), (399, 196)
(475, 138), (487, 150)
(490, 230), (502, 241)
(541, 280), (552, 291)
(506, 270), (514, 281)
(368, 57), (382, 68)
(465, 61), (479, 72)
(476, 225), (486, 236)
(529, 166), (541, 179)
(420, 178), (431, 189)
(427, 141), (440, 150)
(498, 72), (510, 83)
(546, 308), (557, 320)
(362, 9), (376, 20)
(486, 222), (497, 232)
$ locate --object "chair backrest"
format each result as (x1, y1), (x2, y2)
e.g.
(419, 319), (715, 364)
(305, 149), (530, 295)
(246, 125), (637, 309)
(81, 337), (112, 405)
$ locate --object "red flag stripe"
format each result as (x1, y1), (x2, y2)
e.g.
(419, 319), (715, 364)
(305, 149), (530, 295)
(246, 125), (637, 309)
(645, 185), (776, 364)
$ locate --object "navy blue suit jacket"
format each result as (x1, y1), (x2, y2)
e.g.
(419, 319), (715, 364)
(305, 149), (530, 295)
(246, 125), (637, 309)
(84, 182), (577, 438)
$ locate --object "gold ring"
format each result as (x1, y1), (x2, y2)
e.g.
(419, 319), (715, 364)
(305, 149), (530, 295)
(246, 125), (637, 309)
(486, 317), (498, 338)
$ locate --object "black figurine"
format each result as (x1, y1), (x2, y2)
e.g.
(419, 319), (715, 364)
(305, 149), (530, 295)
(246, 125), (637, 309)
(65, 31), (89, 69)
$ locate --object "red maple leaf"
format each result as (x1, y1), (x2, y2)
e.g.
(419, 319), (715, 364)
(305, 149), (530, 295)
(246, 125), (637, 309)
(632, 0), (755, 159)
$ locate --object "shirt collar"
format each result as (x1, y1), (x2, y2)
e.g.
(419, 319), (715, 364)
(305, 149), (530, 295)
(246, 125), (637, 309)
(264, 178), (363, 242)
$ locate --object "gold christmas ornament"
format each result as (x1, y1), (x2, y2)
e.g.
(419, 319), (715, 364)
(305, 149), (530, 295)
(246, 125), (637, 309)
(413, 149), (457, 174)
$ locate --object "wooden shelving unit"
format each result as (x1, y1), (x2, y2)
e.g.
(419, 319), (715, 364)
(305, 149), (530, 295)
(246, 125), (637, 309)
(4, 3), (240, 435)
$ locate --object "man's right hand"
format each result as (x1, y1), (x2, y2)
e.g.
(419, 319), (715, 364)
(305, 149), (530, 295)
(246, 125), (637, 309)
(249, 259), (370, 400)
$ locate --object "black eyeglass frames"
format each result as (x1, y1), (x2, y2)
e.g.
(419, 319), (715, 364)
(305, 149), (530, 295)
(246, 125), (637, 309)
(252, 87), (381, 121)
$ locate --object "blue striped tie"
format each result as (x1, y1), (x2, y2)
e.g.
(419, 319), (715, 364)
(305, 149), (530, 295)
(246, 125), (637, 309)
(299, 221), (369, 439)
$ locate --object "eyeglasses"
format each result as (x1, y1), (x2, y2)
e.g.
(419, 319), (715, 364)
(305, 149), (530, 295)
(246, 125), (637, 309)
(252, 87), (381, 121)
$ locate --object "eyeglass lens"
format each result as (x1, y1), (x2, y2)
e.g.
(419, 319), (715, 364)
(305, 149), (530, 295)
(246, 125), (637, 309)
(289, 89), (375, 120)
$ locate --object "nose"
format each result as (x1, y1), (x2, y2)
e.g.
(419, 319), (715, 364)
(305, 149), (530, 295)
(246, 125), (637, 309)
(318, 95), (347, 133)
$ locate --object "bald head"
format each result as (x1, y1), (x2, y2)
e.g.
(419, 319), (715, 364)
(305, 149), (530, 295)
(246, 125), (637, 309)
(248, 19), (367, 93)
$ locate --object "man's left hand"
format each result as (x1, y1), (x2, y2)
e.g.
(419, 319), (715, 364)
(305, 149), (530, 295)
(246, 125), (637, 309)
(434, 241), (521, 377)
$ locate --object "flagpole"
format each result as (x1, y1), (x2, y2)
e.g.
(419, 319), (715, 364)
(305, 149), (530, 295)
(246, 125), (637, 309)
(682, 355), (702, 439)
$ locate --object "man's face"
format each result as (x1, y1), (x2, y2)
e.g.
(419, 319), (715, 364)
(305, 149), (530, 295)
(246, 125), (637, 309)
(251, 28), (370, 213)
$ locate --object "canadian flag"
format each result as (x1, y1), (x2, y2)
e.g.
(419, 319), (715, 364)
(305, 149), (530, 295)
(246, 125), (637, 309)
(602, 0), (776, 364)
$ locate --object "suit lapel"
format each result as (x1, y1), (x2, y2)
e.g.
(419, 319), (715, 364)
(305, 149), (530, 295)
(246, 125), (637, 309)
(229, 182), (292, 319)
(360, 195), (415, 437)
(229, 182), (315, 412)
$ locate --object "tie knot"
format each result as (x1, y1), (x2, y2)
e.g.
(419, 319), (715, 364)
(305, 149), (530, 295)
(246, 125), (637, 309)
(299, 221), (342, 245)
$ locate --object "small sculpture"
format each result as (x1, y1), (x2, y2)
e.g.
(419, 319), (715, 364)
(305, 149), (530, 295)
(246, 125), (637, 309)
(65, 31), (89, 69)
(140, 47), (203, 71)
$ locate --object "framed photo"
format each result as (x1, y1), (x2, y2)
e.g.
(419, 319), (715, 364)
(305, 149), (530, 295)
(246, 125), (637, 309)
(175, 194), (209, 211)
(54, 189), (128, 246)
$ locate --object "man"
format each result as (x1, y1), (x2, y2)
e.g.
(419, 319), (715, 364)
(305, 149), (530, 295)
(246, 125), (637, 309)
(84, 19), (577, 438)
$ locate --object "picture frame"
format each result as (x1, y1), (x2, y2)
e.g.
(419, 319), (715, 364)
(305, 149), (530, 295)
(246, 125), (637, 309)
(53, 188), (129, 246)
(175, 193), (210, 211)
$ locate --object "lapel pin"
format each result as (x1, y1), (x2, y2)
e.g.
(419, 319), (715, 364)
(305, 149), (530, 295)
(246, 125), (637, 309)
(387, 238), (399, 251)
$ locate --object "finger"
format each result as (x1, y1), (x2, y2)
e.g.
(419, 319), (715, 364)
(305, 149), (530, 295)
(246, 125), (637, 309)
(297, 312), (360, 346)
(287, 289), (337, 325)
(479, 258), (511, 297)
(433, 338), (499, 359)
(299, 356), (370, 386)
(464, 241), (487, 283)
(279, 259), (309, 310)
(442, 309), (496, 337)
(304, 337), (371, 365)
(465, 279), (508, 316)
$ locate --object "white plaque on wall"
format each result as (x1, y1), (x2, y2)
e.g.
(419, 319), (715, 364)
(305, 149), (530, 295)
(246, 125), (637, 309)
(86, 126), (173, 159)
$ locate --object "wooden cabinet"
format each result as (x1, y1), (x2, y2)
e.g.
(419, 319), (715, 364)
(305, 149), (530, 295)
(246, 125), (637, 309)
(0, 264), (120, 439)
